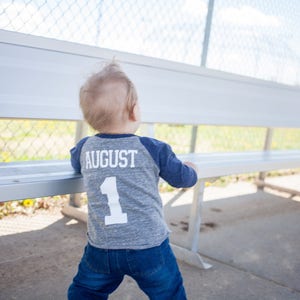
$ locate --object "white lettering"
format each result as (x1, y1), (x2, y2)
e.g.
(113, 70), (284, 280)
(100, 176), (127, 225)
(91, 151), (100, 168)
(100, 150), (109, 168)
(128, 150), (138, 168)
(86, 152), (92, 169)
(118, 150), (128, 168)
(109, 150), (119, 168)
(85, 149), (138, 169)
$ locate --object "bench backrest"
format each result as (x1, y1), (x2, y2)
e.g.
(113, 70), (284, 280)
(1, 29), (300, 128)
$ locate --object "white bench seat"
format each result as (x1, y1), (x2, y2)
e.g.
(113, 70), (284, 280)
(2, 150), (299, 203)
(0, 160), (84, 202)
(179, 150), (300, 179)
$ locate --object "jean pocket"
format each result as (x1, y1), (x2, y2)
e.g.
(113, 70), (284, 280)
(83, 243), (110, 274)
(127, 242), (166, 277)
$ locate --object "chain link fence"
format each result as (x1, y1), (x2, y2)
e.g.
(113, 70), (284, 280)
(0, 0), (208, 65)
(1, 120), (300, 163)
(207, 0), (300, 85)
(0, 1), (300, 164)
(155, 125), (300, 154)
(1, 0), (299, 85)
(0, 120), (76, 162)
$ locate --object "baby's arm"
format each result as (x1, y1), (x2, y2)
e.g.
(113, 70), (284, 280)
(139, 137), (198, 188)
(70, 137), (89, 173)
(159, 145), (198, 188)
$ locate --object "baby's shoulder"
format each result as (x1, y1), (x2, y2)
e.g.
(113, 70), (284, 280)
(138, 136), (172, 161)
(139, 136), (169, 150)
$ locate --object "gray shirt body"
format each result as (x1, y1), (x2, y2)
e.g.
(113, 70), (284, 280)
(80, 135), (169, 249)
(72, 133), (197, 250)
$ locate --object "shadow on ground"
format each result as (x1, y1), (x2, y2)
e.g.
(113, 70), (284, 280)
(165, 189), (300, 294)
(0, 188), (300, 300)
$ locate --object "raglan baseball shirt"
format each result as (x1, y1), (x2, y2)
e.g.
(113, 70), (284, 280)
(70, 133), (197, 250)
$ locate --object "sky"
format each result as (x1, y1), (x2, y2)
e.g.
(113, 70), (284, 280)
(0, 0), (299, 85)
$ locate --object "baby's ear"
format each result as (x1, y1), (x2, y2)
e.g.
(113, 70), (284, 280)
(129, 103), (140, 121)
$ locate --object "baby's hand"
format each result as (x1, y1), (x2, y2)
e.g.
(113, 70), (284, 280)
(184, 161), (198, 173)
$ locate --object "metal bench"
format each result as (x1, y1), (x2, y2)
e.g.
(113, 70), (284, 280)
(1, 29), (300, 269)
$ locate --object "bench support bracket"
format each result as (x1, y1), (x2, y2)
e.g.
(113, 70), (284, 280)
(258, 128), (273, 185)
(186, 179), (212, 269)
(171, 243), (212, 270)
(69, 121), (89, 207)
(256, 179), (300, 197)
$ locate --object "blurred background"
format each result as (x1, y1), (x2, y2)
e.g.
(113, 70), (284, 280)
(1, 0), (299, 166)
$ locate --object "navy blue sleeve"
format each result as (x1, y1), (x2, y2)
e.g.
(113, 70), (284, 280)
(70, 137), (89, 173)
(139, 137), (198, 188)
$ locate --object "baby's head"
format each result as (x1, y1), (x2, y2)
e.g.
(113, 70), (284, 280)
(80, 61), (140, 133)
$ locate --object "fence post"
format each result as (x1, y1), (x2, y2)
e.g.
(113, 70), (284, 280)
(69, 120), (88, 207)
(189, 126), (198, 153)
(189, 0), (215, 153)
(201, 0), (215, 68)
(258, 128), (274, 187)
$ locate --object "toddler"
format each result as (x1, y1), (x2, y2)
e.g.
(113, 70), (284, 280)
(68, 61), (198, 300)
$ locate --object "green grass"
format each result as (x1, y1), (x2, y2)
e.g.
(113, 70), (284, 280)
(1, 120), (300, 162)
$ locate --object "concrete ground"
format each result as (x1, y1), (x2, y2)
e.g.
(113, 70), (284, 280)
(0, 175), (300, 300)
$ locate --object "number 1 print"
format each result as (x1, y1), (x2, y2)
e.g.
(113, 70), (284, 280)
(100, 176), (128, 225)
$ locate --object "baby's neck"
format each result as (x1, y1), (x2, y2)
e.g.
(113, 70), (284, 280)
(102, 122), (139, 135)
(102, 130), (134, 135)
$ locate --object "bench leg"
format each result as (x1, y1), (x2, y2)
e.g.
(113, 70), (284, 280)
(171, 180), (212, 269)
(69, 193), (82, 207)
(186, 180), (212, 269)
(256, 179), (300, 197)
(61, 203), (87, 223)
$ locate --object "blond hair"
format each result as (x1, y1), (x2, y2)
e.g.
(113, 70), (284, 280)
(79, 61), (138, 132)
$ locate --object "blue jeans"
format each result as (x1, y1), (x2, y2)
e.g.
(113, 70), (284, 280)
(68, 238), (187, 300)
